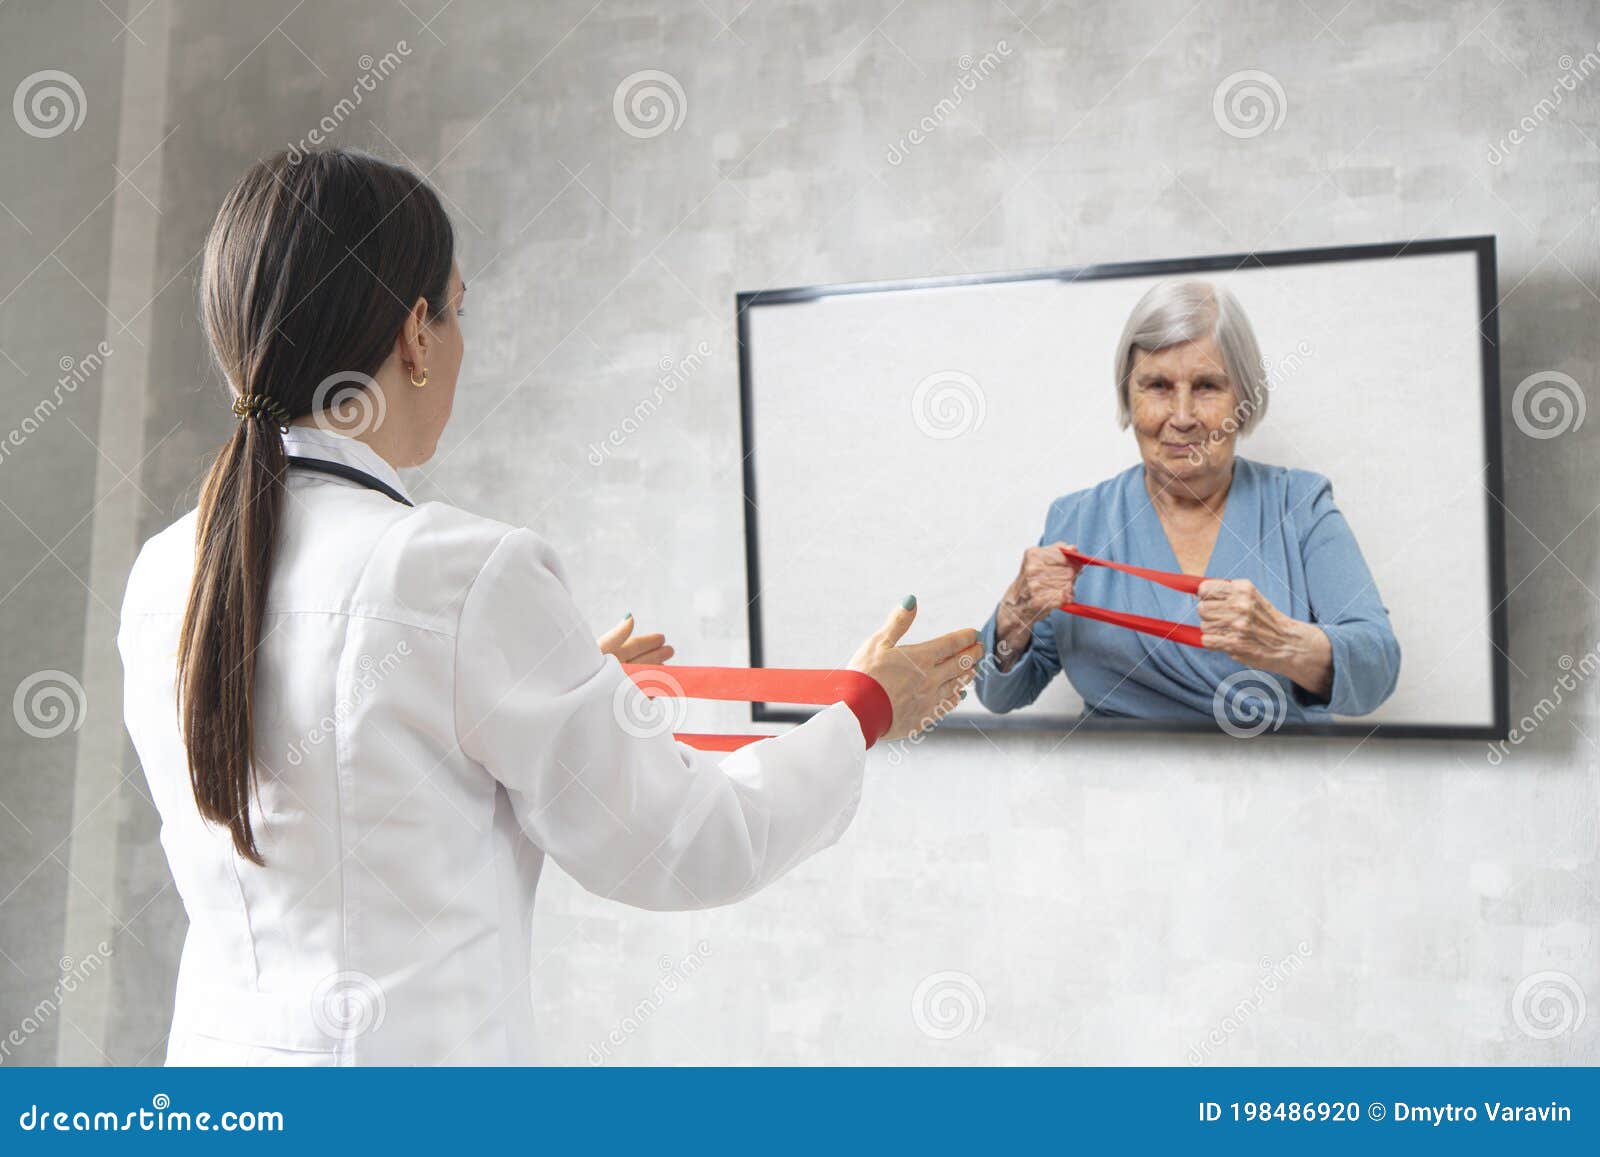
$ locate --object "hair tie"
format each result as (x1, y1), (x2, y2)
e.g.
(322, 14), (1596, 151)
(231, 393), (291, 425)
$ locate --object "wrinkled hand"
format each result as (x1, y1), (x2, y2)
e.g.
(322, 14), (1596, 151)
(1197, 578), (1331, 696)
(598, 614), (675, 665)
(1196, 579), (1293, 662)
(994, 542), (1081, 671)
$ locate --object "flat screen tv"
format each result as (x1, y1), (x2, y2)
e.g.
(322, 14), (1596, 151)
(737, 237), (1508, 740)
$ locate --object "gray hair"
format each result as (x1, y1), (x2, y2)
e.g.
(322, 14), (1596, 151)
(1113, 280), (1268, 433)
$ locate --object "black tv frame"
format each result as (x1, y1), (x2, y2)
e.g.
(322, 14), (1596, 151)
(736, 235), (1509, 742)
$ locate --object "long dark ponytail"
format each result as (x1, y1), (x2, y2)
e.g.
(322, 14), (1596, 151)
(179, 148), (454, 864)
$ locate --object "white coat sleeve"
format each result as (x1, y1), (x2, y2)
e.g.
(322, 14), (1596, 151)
(452, 527), (868, 911)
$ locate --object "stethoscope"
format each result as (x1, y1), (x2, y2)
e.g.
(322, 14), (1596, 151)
(285, 455), (413, 507)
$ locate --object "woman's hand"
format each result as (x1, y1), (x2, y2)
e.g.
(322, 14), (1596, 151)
(848, 598), (984, 742)
(1197, 579), (1332, 698)
(598, 614), (675, 665)
(994, 542), (1081, 672)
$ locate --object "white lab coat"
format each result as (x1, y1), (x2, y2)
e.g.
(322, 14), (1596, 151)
(117, 425), (867, 1065)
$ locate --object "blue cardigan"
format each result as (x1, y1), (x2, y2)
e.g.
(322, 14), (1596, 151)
(975, 458), (1401, 722)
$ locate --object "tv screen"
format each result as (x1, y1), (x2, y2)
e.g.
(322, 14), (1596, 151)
(738, 237), (1508, 739)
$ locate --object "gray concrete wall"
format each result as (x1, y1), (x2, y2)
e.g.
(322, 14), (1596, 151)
(1, 0), (1596, 1064)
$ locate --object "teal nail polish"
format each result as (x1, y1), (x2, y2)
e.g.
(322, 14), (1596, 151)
(623, 611), (632, 619)
(901, 594), (917, 610)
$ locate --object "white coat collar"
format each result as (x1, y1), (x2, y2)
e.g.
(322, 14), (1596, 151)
(280, 424), (412, 504)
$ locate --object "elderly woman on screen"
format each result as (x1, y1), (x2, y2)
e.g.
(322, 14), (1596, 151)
(975, 279), (1400, 724)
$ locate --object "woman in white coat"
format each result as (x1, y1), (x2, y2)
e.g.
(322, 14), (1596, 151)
(117, 148), (981, 1065)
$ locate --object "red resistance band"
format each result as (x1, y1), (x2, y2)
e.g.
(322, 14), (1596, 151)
(1056, 547), (1206, 648)
(621, 664), (894, 752)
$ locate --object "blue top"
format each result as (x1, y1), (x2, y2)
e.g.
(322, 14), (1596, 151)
(975, 458), (1401, 723)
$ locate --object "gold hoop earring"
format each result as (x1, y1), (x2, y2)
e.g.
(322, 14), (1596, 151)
(410, 364), (428, 389)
